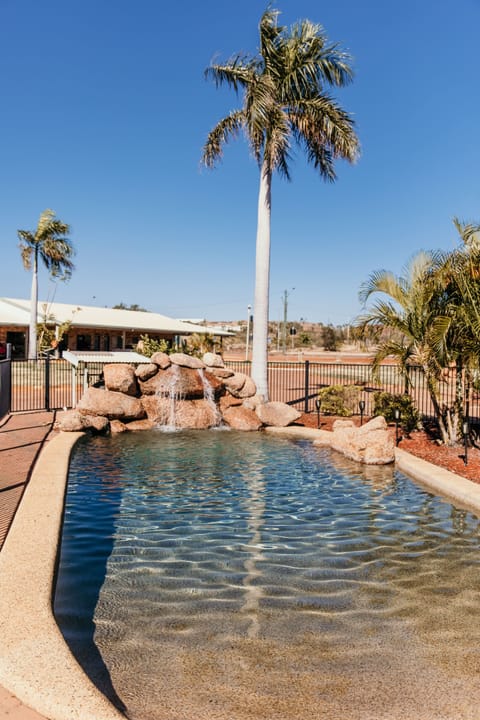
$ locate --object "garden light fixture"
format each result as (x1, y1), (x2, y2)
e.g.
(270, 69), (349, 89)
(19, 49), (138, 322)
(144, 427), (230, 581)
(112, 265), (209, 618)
(359, 399), (365, 426)
(463, 420), (469, 466)
(315, 398), (321, 429)
(394, 408), (401, 446)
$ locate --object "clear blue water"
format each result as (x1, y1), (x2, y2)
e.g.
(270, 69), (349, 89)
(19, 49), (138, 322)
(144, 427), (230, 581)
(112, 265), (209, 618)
(55, 430), (480, 720)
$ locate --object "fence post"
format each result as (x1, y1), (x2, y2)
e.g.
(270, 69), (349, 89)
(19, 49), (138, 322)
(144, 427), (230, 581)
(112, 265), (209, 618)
(44, 354), (50, 412)
(304, 360), (310, 414)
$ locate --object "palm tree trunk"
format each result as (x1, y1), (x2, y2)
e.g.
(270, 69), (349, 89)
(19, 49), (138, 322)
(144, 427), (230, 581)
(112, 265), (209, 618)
(251, 162), (272, 401)
(28, 248), (38, 360)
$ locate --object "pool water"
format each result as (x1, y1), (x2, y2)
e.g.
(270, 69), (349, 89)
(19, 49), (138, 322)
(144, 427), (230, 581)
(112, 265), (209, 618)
(55, 430), (480, 720)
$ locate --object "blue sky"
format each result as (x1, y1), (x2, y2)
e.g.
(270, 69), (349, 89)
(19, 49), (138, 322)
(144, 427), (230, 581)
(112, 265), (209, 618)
(1, 0), (479, 326)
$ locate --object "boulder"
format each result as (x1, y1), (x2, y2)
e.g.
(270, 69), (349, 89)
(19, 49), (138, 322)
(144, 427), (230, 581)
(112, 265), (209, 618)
(142, 396), (220, 429)
(169, 352), (205, 369)
(110, 419), (128, 433)
(139, 365), (205, 398)
(56, 410), (110, 434)
(317, 416), (395, 465)
(56, 410), (85, 432)
(242, 394), (263, 410)
(103, 364), (138, 396)
(219, 394), (242, 412)
(83, 415), (110, 433)
(229, 375), (257, 399)
(209, 367), (234, 379)
(124, 419), (156, 431)
(150, 352), (171, 369)
(202, 352), (225, 368)
(222, 406), (263, 431)
(77, 387), (146, 421)
(135, 363), (158, 381)
(255, 401), (301, 427)
(223, 372), (247, 394)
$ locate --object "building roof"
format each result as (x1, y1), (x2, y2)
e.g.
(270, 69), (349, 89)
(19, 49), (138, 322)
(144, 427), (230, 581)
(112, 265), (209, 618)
(62, 350), (151, 365)
(0, 298), (232, 336)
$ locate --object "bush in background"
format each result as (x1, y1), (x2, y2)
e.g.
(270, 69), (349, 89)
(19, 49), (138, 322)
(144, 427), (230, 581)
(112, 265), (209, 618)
(318, 384), (362, 416)
(373, 392), (420, 434)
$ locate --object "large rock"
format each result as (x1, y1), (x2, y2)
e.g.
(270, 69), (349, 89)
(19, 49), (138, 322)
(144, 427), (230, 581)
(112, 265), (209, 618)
(139, 365), (205, 398)
(169, 352), (205, 369)
(223, 372), (247, 394)
(103, 364), (138, 396)
(316, 416), (394, 465)
(77, 387), (146, 421)
(150, 352), (171, 369)
(229, 375), (256, 399)
(255, 401), (301, 427)
(209, 367), (234, 379)
(219, 394), (242, 412)
(222, 406), (263, 431)
(135, 363), (158, 381)
(142, 396), (220, 429)
(124, 418), (156, 431)
(56, 410), (85, 432)
(202, 352), (225, 368)
(110, 419), (128, 433)
(56, 410), (110, 433)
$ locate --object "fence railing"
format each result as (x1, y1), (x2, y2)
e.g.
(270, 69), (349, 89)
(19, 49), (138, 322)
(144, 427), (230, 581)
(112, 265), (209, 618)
(224, 360), (475, 420)
(9, 358), (113, 413)
(2, 356), (477, 423)
(0, 358), (11, 420)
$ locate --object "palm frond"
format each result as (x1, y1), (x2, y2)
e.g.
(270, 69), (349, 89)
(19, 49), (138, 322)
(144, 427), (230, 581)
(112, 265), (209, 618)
(204, 58), (256, 93)
(201, 110), (246, 168)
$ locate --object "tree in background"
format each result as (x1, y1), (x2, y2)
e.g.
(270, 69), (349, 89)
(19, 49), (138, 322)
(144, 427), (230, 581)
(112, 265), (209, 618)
(322, 324), (338, 351)
(113, 302), (149, 312)
(18, 209), (74, 359)
(203, 7), (359, 398)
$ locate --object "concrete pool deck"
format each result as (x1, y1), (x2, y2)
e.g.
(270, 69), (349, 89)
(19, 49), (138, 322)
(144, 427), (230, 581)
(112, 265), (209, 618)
(2, 416), (480, 719)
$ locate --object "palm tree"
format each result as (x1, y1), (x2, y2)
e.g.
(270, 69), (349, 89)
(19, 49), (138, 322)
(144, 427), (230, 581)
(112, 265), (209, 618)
(202, 8), (359, 399)
(357, 252), (460, 445)
(435, 218), (480, 430)
(18, 209), (74, 359)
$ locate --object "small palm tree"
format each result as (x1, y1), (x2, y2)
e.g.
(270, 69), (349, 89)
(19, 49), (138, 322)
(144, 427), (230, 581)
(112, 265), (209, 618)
(357, 252), (460, 445)
(202, 7), (359, 399)
(18, 209), (74, 359)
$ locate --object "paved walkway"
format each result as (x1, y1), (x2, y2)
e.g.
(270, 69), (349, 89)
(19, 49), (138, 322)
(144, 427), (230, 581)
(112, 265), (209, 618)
(0, 411), (57, 720)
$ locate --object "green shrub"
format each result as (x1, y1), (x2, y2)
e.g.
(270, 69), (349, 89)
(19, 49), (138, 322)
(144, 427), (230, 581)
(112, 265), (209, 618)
(137, 335), (171, 357)
(318, 384), (361, 416)
(373, 392), (420, 434)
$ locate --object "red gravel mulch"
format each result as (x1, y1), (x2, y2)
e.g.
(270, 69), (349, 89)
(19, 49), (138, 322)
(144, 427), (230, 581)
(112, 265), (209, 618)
(296, 413), (480, 485)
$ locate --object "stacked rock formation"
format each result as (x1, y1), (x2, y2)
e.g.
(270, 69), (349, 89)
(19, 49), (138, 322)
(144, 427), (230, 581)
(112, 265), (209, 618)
(57, 352), (301, 433)
(314, 416), (395, 464)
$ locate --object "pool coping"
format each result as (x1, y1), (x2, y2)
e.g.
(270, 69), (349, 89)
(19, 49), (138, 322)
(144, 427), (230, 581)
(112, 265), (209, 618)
(2, 426), (480, 720)
(0, 431), (125, 720)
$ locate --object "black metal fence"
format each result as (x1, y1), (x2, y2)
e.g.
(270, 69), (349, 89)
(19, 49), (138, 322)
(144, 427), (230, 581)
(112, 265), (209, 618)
(2, 356), (477, 422)
(9, 358), (114, 413)
(225, 360), (475, 420)
(0, 358), (11, 420)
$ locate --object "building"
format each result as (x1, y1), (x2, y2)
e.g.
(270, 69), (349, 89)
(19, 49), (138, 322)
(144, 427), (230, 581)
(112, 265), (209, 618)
(0, 298), (231, 358)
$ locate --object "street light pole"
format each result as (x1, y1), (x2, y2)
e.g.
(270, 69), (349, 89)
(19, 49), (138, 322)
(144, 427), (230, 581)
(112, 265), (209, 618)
(245, 304), (252, 361)
(282, 288), (294, 354)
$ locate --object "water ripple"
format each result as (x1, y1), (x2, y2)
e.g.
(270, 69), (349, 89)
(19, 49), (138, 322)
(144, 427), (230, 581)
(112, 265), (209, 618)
(55, 431), (480, 720)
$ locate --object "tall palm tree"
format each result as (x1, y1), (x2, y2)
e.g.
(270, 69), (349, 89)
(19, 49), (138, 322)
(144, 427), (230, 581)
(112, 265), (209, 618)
(202, 8), (359, 399)
(18, 209), (74, 359)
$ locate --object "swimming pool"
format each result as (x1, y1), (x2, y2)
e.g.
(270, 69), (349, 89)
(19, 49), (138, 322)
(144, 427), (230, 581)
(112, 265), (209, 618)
(55, 430), (480, 719)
